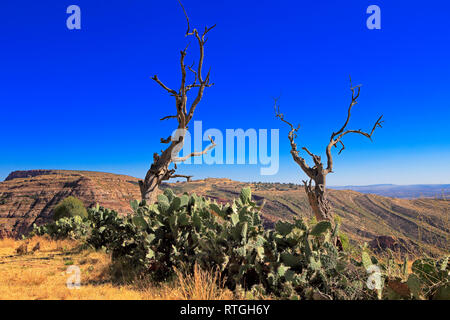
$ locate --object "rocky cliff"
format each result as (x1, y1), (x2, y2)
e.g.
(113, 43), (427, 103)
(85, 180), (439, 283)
(0, 170), (141, 237)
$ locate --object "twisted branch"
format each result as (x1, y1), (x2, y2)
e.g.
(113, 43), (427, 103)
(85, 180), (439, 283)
(172, 136), (216, 163)
(274, 99), (315, 179)
(141, 1), (216, 198)
(152, 1), (215, 128)
(325, 76), (384, 173)
(171, 174), (193, 182)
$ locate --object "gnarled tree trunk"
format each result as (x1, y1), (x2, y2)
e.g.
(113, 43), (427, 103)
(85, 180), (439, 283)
(275, 77), (383, 224)
(139, 3), (216, 203)
(139, 152), (171, 203)
(303, 176), (333, 222)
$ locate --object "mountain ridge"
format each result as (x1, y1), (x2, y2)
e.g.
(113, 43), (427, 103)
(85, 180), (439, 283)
(5, 170), (448, 199)
(330, 184), (449, 199)
(0, 170), (448, 255)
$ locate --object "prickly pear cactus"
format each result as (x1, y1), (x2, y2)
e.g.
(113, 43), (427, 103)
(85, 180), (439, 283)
(32, 187), (393, 299)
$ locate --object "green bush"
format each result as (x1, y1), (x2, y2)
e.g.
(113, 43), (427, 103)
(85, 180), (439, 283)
(53, 196), (88, 221)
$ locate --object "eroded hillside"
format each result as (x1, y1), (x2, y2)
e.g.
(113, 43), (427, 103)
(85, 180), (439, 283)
(0, 170), (448, 255)
(0, 170), (140, 237)
(163, 179), (449, 254)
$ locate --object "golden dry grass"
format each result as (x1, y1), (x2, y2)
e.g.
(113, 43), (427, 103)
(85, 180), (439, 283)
(174, 264), (233, 300)
(0, 237), (235, 300)
(133, 265), (235, 300)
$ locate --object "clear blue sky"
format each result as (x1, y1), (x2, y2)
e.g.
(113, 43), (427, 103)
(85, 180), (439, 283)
(0, 0), (449, 185)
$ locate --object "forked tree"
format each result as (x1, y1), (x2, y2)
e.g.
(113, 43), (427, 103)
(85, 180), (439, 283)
(275, 78), (383, 223)
(139, 4), (216, 203)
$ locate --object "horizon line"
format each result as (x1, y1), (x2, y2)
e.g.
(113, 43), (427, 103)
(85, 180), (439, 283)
(1, 168), (449, 187)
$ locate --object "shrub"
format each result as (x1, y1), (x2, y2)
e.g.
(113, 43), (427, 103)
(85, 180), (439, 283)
(52, 196), (88, 221)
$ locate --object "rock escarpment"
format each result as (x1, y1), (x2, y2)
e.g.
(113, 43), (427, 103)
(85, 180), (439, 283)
(0, 170), (448, 256)
(0, 170), (141, 237)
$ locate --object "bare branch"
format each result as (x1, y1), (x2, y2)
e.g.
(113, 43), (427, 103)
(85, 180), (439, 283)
(178, 0), (191, 36)
(329, 76), (361, 142)
(337, 140), (345, 155)
(172, 136), (216, 163)
(274, 99), (315, 179)
(158, 166), (192, 182)
(325, 78), (384, 173)
(160, 136), (172, 144)
(170, 174), (193, 182)
(274, 98), (300, 138)
(184, 25), (215, 124)
(152, 75), (178, 95)
(302, 147), (322, 167)
(271, 78), (383, 225)
(205, 25), (217, 35)
(186, 84), (201, 91)
(160, 115), (178, 121)
(335, 116), (384, 143)
(186, 80), (206, 123)
(161, 169), (176, 181)
(369, 115), (384, 136)
(301, 146), (315, 158)
(140, 2), (216, 202)
(179, 45), (189, 93)
(186, 61), (198, 85)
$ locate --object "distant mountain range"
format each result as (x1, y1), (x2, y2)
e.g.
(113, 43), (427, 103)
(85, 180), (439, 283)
(329, 184), (450, 199)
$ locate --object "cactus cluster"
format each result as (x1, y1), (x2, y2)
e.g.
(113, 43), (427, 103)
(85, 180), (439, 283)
(31, 215), (90, 240)
(383, 254), (449, 300)
(30, 187), (449, 300)
(121, 187), (376, 298)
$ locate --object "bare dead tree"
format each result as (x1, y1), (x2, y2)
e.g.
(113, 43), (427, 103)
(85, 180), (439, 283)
(139, 2), (216, 203)
(275, 78), (384, 223)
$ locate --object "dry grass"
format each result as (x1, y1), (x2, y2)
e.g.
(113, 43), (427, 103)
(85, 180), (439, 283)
(0, 237), (16, 248)
(134, 265), (234, 300)
(0, 237), (237, 300)
(174, 264), (233, 300)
